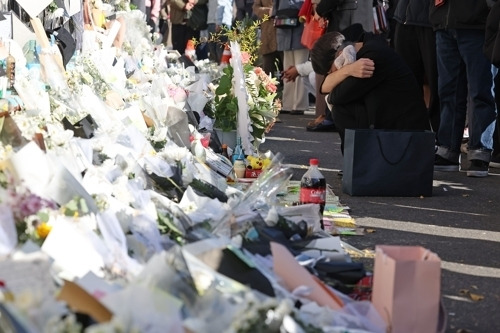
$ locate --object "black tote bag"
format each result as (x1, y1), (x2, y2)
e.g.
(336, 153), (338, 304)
(342, 129), (435, 197)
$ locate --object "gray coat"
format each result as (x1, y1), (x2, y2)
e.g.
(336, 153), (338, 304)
(316, 0), (374, 33)
(273, 0), (306, 51)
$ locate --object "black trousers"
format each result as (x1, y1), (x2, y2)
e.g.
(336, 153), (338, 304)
(493, 71), (500, 156)
(394, 23), (440, 132)
(171, 24), (199, 55)
(332, 102), (370, 154)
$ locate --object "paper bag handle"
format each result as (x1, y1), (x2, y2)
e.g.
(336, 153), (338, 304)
(377, 134), (413, 165)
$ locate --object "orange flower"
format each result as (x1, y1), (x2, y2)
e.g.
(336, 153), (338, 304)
(36, 222), (52, 239)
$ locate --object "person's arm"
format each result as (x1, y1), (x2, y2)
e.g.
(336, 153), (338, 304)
(320, 58), (375, 94)
(282, 61), (312, 82)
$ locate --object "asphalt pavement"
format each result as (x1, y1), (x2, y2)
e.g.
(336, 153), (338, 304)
(259, 111), (500, 333)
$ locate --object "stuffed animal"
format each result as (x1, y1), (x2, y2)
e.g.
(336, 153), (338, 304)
(246, 155), (264, 170)
(246, 155), (272, 170)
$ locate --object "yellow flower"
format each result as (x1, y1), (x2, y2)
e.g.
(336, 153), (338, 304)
(36, 222), (52, 239)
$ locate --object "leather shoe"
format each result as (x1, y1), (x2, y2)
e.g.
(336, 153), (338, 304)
(306, 122), (337, 132)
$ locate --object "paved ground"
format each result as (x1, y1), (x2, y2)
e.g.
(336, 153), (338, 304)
(259, 112), (500, 333)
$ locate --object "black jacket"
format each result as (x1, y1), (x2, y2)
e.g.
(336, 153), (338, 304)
(393, 0), (432, 27)
(328, 33), (430, 130)
(429, 0), (490, 30)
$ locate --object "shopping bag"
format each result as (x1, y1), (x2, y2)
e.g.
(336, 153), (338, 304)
(371, 245), (441, 333)
(342, 129), (435, 196)
(301, 18), (325, 49)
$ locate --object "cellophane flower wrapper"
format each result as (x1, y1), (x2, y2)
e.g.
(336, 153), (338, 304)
(39, 46), (70, 100)
(40, 214), (117, 280)
(233, 153), (292, 214)
(14, 75), (50, 118)
(297, 299), (387, 333)
(179, 186), (232, 236)
(230, 41), (254, 156)
(180, 239), (282, 333)
(99, 283), (184, 333)
(118, 10), (152, 59)
(148, 190), (195, 238)
(0, 203), (17, 255)
(96, 210), (144, 277)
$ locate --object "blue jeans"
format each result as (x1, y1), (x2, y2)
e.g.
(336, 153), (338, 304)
(435, 29), (497, 163)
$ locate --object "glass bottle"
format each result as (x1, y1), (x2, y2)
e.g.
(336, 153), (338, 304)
(232, 136), (245, 164)
(299, 158), (327, 229)
(6, 44), (15, 91)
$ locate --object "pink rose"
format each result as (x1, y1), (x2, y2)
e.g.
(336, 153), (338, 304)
(241, 52), (251, 64)
(266, 83), (277, 93)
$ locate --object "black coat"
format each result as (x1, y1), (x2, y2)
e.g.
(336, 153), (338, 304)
(392, 0), (432, 27)
(328, 33), (430, 131)
(429, 0), (490, 30)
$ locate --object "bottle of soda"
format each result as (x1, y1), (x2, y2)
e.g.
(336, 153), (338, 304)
(300, 158), (327, 229)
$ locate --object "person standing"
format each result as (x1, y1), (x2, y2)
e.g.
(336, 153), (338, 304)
(235, 0), (255, 21)
(430, 1), (497, 177)
(484, 0), (500, 168)
(315, 0), (373, 34)
(253, 0), (283, 78)
(207, 0), (234, 63)
(273, 0), (309, 115)
(170, 0), (208, 55)
(146, 0), (162, 32)
(159, 0), (170, 46)
(392, 0), (438, 133)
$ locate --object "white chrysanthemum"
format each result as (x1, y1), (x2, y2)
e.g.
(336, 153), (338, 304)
(49, 129), (74, 147)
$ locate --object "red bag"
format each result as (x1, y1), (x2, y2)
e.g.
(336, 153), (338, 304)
(301, 18), (325, 50)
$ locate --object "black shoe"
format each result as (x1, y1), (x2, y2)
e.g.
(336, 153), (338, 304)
(434, 154), (459, 172)
(489, 154), (500, 169)
(290, 110), (305, 115)
(307, 122), (337, 132)
(467, 159), (489, 177)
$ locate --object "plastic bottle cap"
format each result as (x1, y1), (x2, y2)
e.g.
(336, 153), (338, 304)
(310, 158), (319, 165)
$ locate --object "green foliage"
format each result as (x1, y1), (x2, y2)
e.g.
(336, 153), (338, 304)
(213, 66), (239, 131)
(209, 16), (268, 65)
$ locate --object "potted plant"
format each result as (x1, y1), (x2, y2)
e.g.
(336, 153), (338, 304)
(204, 18), (282, 148)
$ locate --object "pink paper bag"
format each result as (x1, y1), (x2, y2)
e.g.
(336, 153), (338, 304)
(371, 245), (441, 333)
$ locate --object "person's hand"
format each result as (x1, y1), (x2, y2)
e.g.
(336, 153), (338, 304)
(347, 58), (375, 78)
(282, 66), (299, 82)
(184, 2), (194, 10)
